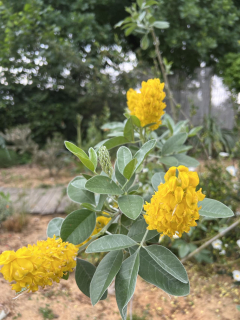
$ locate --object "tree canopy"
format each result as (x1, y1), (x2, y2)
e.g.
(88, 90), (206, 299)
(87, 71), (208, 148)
(0, 0), (135, 143)
(0, 0), (239, 144)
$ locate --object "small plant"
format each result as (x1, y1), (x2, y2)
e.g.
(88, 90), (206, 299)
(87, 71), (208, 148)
(0, 124), (38, 155)
(2, 211), (28, 232)
(199, 161), (239, 212)
(33, 132), (70, 176)
(0, 192), (13, 222)
(39, 304), (56, 320)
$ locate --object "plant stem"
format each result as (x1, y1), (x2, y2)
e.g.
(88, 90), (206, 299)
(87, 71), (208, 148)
(140, 229), (149, 247)
(121, 179), (129, 191)
(150, 28), (176, 122)
(150, 27), (210, 159)
(181, 218), (240, 263)
(214, 257), (240, 267)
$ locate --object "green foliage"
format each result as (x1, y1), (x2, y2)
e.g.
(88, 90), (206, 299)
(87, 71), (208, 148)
(117, 0), (240, 74)
(218, 52), (240, 94)
(39, 304), (56, 320)
(43, 110), (235, 319)
(199, 161), (239, 212)
(0, 149), (20, 168)
(201, 116), (236, 157)
(90, 250), (123, 305)
(0, 0), (138, 144)
(0, 192), (13, 222)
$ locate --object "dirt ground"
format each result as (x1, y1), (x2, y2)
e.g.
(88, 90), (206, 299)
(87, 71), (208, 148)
(0, 159), (238, 189)
(0, 164), (77, 189)
(0, 214), (240, 320)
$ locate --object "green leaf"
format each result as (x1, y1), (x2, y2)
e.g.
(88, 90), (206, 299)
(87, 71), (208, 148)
(115, 251), (140, 319)
(199, 198), (234, 218)
(96, 194), (108, 211)
(131, 115), (141, 127)
(179, 244), (190, 258)
(143, 122), (157, 128)
(159, 156), (178, 167)
(128, 184), (139, 194)
(137, 0), (144, 8)
(90, 250), (123, 305)
(117, 146), (132, 174)
(188, 126), (203, 137)
(123, 158), (137, 179)
(85, 176), (124, 195)
(75, 258), (107, 300)
(71, 177), (86, 188)
(141, 34), (149, 50)
(125, 24), (137, 36)
(125, 173), (136, 191)
(65, 141), (95, 172)
(151, 172), (165, 191)
(138, 248), (190, 296)
(114, 20), (125, 28)
(128, 217), (158, 242)
(118, 195), (144, 220)
(145, 0), (159, 6)
(62, 271), (69, 280)
(103, 137), (129, 150)
(151, 21), (169, 29)
(124, 117), (134, 141)
(89, 147), (98, 170)
(82, 174), (93, 180)
(133, 139), (156, 171)
(161, 133), (188, 156)
(115, 162), (127, 186)
(145, 245), (188, 283)
(81, 203), (96, 211)
(173, 154), (200, 167)
(60, 209), (96, 245)
(47, 217), (64, 238)
(86, 235), (137, 253)
(67, 177), (95, 205)
(173, 145), (192, 154)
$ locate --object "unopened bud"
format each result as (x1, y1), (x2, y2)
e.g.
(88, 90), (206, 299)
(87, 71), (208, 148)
(98, 146), (113, 177)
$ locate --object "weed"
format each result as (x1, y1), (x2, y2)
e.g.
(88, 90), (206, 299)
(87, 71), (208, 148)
(43, 290), (55, 298)
(2, 212), (28, 232)
(39, 304), (57, 319)
(13, 313), (22, 319)
(126, 314), (148, 320)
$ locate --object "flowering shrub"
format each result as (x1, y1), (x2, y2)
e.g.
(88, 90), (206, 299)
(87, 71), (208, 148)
(0, 78), (234, 320)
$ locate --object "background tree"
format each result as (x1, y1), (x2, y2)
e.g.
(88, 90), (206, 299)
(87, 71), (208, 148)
(0, 0), (137, 144)
(1, 0), (240, 144)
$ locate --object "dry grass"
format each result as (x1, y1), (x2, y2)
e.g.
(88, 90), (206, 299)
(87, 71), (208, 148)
(2, 212), (29, 232)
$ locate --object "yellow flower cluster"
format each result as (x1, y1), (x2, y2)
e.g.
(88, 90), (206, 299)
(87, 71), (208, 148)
(144, 166), (205, 238)
(0, 237), (78, 293)
(80, 214), (111, 246)
(127, 78), (166, 130)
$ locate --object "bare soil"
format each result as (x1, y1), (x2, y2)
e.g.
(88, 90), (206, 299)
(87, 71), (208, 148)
(0, 164), (77, 189)
(0, 215), (240, 320)
(0, 159), (238, 189)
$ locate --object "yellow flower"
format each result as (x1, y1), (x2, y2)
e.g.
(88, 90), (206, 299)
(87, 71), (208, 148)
(0, 237), (78, 293)
(144, 166), (205, 238)
(127, 78), (166, 130)
(79, 214), (111, 247)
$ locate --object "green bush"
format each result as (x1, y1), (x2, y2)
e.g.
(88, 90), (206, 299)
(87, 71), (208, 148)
(0, 149), (19, 168)
(0, 149), (31, 168)
(0, 192), (13, 222)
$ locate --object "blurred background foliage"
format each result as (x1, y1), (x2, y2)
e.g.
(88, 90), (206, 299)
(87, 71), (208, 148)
(0, 0), (240, 145)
